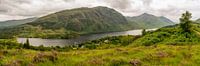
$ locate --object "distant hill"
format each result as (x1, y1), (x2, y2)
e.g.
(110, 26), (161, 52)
(127, 13), (175, 28)
(0, 6), (138, 39)
(0, 17), (37, 28)
(195, 18), (200, 23)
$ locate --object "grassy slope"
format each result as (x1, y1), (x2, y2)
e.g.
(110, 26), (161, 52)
(132, 26), (200, 46)
(1, 45), (200, 66)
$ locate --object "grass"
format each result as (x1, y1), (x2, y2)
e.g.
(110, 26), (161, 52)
(1, 44), (200, 66)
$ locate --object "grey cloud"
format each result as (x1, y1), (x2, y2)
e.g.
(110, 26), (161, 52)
(1, 0), (200, 22)
(102, 0), (132, 11)
(156, 6), (181, 16)
(0, 0), (133, 17)
(0, 6), (8, 13)
(0, 0), (27, 14)
(0, 0), (93, 17)
(63, 0), (74, 2)
(11, 0), (31, 4)
(141, 0), (153, 6)
(0, 0), (63, 16)
(0, 1), (10, 13)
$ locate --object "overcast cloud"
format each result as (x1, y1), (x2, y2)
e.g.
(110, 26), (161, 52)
(0, 0), (200, 22)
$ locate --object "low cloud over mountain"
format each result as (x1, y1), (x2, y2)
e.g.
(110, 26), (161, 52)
(1, 0), (200, 22)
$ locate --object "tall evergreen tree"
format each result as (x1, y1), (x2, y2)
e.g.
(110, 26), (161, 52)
(142, 29), (146, 36)
(179, 11), (192, 32)
(23, 38), (30, 49)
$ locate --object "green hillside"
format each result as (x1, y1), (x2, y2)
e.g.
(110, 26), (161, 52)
(127, 13), (175, 28)
(132, 11), (199, 46)
(0, 6), (139, 39)
(28, 6), (135, 32)
(0, 7), (138, 39)
(0, 17), (37, 28)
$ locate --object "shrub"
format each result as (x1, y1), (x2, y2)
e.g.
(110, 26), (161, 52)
(23, 38), (30, 49)
(4, 59), (23, 66)
(33, 51), (58, 63)
(110, 58), (127, 66)
(129, 59), (142, 66)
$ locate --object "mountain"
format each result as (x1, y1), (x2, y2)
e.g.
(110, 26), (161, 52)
(0, 17), (37, 28)
(159, 16), (174, 24)
(127, 13), (175, 28)
(27, 6), (136, 33)
(0, 6), (137, 39)
(196, 18), (200, 23)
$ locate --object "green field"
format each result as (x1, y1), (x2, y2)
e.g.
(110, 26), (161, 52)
(1, 44), (200, 66)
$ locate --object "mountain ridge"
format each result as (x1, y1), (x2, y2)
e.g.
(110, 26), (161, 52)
(0, 7), (175, 39)
(0, 17), (37, 28)
(28, 6), (131, 31)
(0, 6), (137, 39)
(196, 18), (200, 23)
(127, 13), (175, 28)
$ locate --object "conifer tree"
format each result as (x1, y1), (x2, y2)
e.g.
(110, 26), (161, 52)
(23, 38), (30, 49)
(142, 29), (146, 35)
(179, 11), (192, 32)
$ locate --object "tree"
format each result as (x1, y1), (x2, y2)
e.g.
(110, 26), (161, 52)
(179, 11), (192, 32)
(23, 38), (30, 49)
(142, 29), (146, 35)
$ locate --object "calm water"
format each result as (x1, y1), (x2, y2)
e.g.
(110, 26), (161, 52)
(17, 29), (157, 47)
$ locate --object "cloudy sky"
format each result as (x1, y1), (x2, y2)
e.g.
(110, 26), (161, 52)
(0, 0), (200, 22)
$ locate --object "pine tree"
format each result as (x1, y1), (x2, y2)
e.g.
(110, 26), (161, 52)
(23, 38), (30, 49)
(142, 29), (146, 35)
(179, 11), (192, 33)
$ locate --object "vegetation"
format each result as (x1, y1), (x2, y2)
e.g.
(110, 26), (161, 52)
(1, 11), (200, 66)
(142, 29), (146, 35)
(0, 35), (139, 51)
(0, 17), (37, 28)
(0, 39), (21, 49)
(0, 7), (175, 39)
(180, 11), (192, 32)
(23, 39), (30, 49)
(0, 25), (80, 39)
(2, 45), (200, 66)
(132, 11), (198, 46)
(0, 6), (138, 39)
(126, 13), (175, 28)
(78, 35), (140, 49)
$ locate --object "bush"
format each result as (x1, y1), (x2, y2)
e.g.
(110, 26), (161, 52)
(33, 51), (58, 63)
(0, 39), (21, 49)
(138, 32), (170, 46)
(80, 35), (140, 49)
